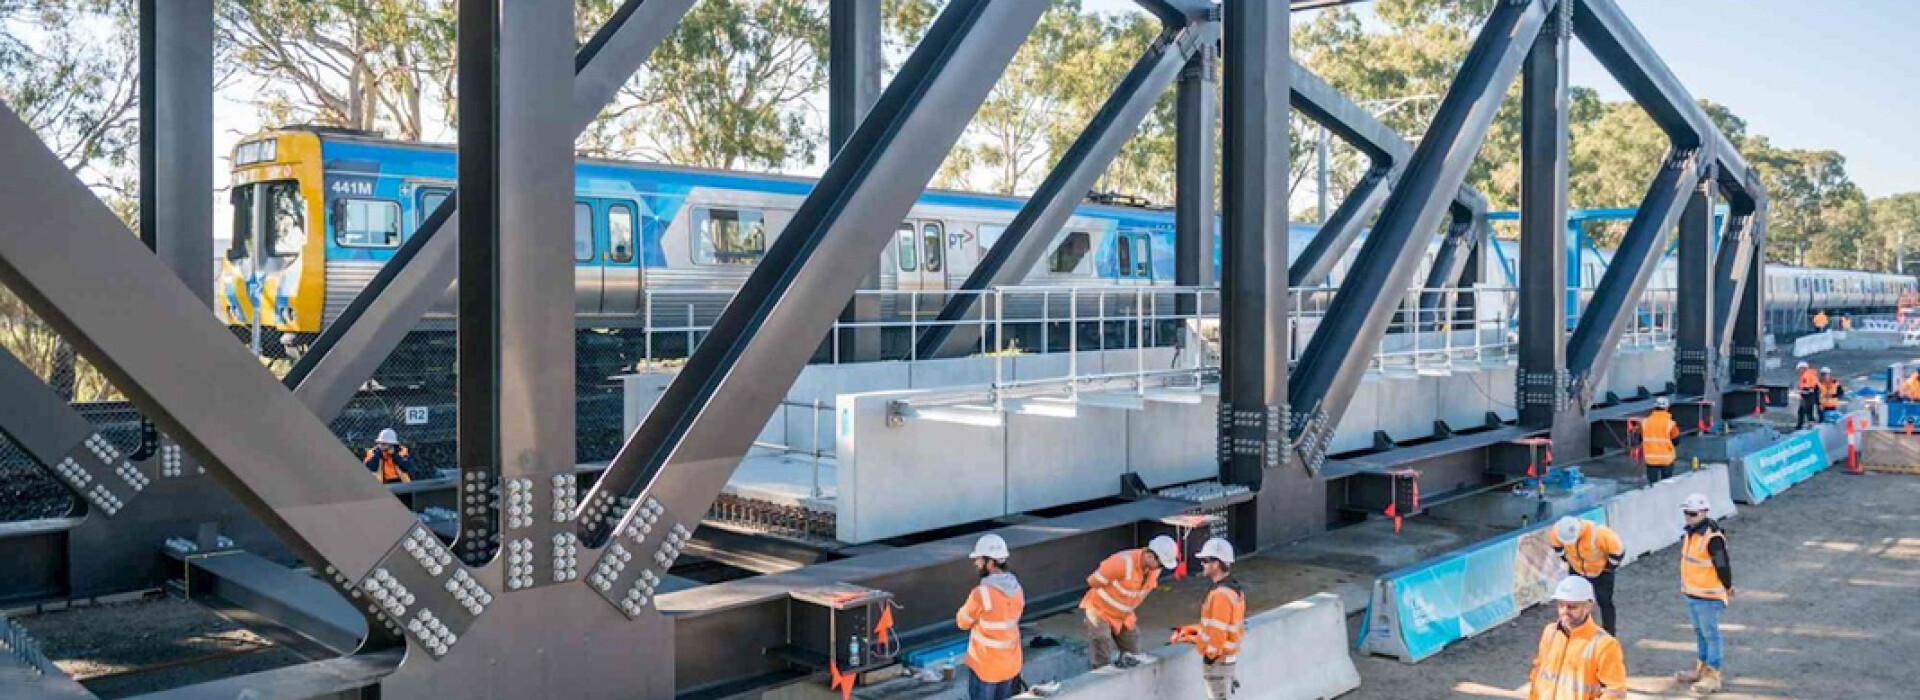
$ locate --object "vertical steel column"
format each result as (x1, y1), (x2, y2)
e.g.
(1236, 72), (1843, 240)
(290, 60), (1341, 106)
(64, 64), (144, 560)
(455, 0), (501, 565)
(1517, 1), (1575, 449)
(577, 1), (1050, 553)
(918, 17), (1212, 360)
(1175, 37), (1218, 316)
(831, 0), (883, 361)
(1289, 0), (1552, 471)
(1730, 209), (1767, 385)
(286, 0), (696, 419)
(1675, 181), (1718, 401)
(139, 0), (212, 305)
(495, 1), (577, 590)
(1217, 0), (1296, 551)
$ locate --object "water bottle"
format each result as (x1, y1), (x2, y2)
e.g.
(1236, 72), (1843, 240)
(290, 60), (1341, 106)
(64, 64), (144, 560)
(848, 635), (862, 668)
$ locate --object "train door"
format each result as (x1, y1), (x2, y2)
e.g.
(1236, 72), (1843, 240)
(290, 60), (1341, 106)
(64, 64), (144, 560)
(600, 200), (642, 315)
(1114, 230), (1153, 286)
(574, 200), (602, 315)
(894, 219), (946, 314)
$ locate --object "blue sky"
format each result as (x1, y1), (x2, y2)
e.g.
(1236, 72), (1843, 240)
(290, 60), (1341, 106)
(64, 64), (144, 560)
(1086, 0), (1920, 197)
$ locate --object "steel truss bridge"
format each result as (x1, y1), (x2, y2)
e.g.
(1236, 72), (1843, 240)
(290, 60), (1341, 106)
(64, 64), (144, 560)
(0, 0), (1766, 697)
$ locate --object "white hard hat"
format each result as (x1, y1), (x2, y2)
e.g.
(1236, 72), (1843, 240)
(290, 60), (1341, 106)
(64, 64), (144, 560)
(1197, 538), (1235, 566)
(1551, 575), (1596, 603)
(376, 428), (401, 445)
(1821, 366), (1833, 374)
(1797, 361), (1810, 369)
(1147, 535), (1179, 570)
(1682, 493), (1711, 513)
(1554, 516), (1584, 544)
(1654, 397), (1671, 409)
(970, 534), (1009, 562)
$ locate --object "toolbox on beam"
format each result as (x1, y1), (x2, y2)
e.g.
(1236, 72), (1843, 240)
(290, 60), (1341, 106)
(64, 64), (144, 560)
(773, 583), (896, 674)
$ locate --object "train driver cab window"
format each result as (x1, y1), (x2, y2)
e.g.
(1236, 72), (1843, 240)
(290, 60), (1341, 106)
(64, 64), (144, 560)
(1050, 232), (1091, 273)
(574, 203), (594, 262)
(896, 223), (916, 271)
(921, 222), (944, 273)
(608, 203), (636, 263)
(263, 181), (307, 258)
(332, 199), (403, 248)
(693, 207), (765, 265)
(226, 185), (253, 262)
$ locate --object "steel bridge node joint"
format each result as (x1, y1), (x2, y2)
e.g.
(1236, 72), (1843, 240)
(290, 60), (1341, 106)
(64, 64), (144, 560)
(352, 523), (494, 660)
(584, 494), (686, 619)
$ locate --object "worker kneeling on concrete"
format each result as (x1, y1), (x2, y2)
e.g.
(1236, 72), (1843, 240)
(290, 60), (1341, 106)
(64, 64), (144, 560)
(1170, 538), (1245, 699)
(1675, 493), (1734, 695)
(1080, 535), (1177, 669)
(1641, 398), (1681, 483)
(957, 534), (1025, 700)
(1547, 517), (1624, 636)
(1527, 576), (1626, 700)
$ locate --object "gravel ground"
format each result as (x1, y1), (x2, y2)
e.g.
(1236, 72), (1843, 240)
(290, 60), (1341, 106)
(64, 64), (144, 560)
(20, 596), (307, 698)
(1345, 469), (1920, 699)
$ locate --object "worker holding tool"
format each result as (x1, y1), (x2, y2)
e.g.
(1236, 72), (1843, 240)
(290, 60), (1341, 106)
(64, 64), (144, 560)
(1527, 576), (1627, 700)
(1675, 494), (1734, 695)
(363, 428), (415, 485)
(1080, 535), (1178, 669)
(1795, 361), (1819, 428)
(1640, 398), (1681, 483)
(1817, 367), (1844, 420)
(1547, 516), (1625, 635)
(957, 534), (1024, 700)
(1170, 538), (1245, 699)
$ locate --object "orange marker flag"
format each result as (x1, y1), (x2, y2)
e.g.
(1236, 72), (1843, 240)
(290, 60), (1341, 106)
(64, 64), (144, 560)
(829, 660), (855, 700)
(873, 605), (895, 647)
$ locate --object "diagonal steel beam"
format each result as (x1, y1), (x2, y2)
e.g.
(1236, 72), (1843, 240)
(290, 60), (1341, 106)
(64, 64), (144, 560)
(1288, 0), (1553, 473)
(917, 15), (1216, 360)
(0, 346), (146, 516)
(285, 0), (698, 421)
(0, 105), (416, 583)
(1416, 197), (1484, 320)
(1565, 152), (1703, 391)
(573, 6), (1049, 626)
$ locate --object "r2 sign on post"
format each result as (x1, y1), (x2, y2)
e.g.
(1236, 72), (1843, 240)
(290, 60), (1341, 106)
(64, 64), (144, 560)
(403, 406), (430, 426)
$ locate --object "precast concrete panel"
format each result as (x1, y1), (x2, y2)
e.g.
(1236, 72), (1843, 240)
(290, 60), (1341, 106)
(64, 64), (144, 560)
(1006, 407), (1129, 513)
(1330, 375), (1383, 454)
(837, 391), (1008, 543)
(1127, 397), (1219, 487)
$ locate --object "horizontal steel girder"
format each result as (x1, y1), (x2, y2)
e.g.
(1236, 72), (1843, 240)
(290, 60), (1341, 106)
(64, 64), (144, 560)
(286, 0), (698, 422)
(0, 104), (416, 583)
(1287, 0), (1553, 471)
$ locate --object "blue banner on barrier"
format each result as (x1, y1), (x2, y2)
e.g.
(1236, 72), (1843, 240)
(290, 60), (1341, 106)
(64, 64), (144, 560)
(1742, 430), (1827, 503)
(1384, 507), (1604, 661)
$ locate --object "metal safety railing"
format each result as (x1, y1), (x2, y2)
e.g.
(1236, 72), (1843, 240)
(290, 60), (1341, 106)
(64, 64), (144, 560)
(748, 399), (836, 500)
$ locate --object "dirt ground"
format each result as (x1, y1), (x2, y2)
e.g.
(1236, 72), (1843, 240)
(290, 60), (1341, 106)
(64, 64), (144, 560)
(1345, 469), (1920, 699)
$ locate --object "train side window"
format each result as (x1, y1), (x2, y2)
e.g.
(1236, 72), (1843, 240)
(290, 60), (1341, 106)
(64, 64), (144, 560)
(921, 222), (944, 273)
(1130, 234), (1151, 277)
(418, 189), (451, 230)
(607, 202), (636, 263)
(693, 207), (765, 265)
(1050, 232), (1091, 273)
(1116, 235), (1133, 276)
(896, 222), (917, 271)
(574, 202), (594, 262)
(332, 198), (403, 248)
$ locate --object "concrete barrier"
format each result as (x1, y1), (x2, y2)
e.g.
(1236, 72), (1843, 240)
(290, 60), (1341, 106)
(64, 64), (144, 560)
(1605, 465), (1737, 566)
(1032, 593), (1360, 700)
(1793, 331), (1835, 357)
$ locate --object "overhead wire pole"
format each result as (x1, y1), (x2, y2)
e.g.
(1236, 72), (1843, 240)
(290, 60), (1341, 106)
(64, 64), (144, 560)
(1217, 0), (1296, 550)
(1288, 0), (1553, 475)
(916, 0), (1215, 360)
(831, 0), (883, 362)
(1516, 0), (1576, 448)
(284, 0), (699, 422)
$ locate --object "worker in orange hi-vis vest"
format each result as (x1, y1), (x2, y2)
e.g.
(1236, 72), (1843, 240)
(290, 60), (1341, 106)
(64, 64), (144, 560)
(1640, 398), (1681, 484)
(1527, 576), (1627, 700)
(1080, 535), (1178, 669)
(1812, 309), (1829, 332)
(1171, 538), (1246, 699)
(1794, 361), (1819, 429)
(1674, 494), (1734, 695)
(956, 534), (1024, 700)
(362, 428), (414, 484)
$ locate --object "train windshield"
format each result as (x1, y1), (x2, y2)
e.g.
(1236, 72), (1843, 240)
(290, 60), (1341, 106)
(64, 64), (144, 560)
(227, 181), (308, 261)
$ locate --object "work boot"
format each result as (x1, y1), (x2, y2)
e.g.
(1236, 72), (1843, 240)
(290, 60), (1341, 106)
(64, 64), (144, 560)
(1674, 660), (1706, 683)
(1690, 667), (1723, 695)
